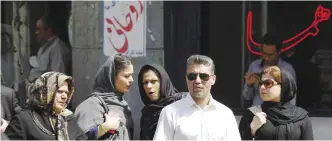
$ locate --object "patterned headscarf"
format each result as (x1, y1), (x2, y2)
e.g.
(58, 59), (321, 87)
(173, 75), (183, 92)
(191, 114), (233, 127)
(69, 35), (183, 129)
(28, 71), (74, 112)
(28, 71), (74, 140)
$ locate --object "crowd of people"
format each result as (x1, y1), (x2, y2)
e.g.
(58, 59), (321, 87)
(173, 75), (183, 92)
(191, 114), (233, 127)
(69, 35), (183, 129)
(0, 13), (314, 141)
(1, 53), (314, 140)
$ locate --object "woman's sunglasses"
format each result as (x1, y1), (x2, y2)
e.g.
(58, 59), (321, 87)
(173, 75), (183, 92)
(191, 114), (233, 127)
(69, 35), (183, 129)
(186, 73), (211, 81)
(259, 79), (281, 88)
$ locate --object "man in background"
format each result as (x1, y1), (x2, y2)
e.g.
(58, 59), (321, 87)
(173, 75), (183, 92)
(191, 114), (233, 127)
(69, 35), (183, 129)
(28, 14), (71, 82)
(242, 33), (296, 106)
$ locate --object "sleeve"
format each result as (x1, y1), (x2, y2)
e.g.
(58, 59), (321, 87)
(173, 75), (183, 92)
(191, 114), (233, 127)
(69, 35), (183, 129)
(11, 90), (21, 117)
(301, 116), (314, 140)
(139, 128), (145, 140)
(50, 46), (67, 74)
(4, 115), (26, 140)
(238, 109), (255, 140)
(153, 107), (174, 141)
(288, 64), (296, 80)
(1, 87), (14, 121)
(242, 63), (257, 101)
(76, 133), (88, 140)
(225, 110), (242, 141)
(74, 97), (105, 134)
(75, 126), (88, 140)
(243, 84), (257, 101)
(140, 118), (149, 140)
(129, 127), (133, 140)
(85, 126), (99, 140)
(85, 124), (118, 140)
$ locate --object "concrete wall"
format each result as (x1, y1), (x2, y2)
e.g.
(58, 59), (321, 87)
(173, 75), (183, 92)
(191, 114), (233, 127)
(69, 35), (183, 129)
(70, 1), (106, 109)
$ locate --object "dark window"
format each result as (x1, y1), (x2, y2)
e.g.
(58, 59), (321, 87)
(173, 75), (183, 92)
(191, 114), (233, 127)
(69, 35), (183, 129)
(267, 2), (332, 110)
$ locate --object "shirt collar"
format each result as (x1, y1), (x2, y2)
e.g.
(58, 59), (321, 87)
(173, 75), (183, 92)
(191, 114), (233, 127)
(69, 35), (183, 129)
(184, 93), (217, 110)
(41, 36), (57, 48)
(48, 35), (56, 41)
(259, 58), (282, 67)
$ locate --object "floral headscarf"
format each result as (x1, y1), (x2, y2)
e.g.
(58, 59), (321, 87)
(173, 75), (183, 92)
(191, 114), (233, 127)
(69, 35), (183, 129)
(28, 71), (74, 113)
(28, 72), (75, 140)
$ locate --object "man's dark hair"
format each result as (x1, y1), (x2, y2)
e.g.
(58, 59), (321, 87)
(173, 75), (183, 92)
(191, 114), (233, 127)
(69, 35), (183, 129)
(37, 14), (54, 30)
(140, 65), (161, 83)
(262, 33), (282, 53)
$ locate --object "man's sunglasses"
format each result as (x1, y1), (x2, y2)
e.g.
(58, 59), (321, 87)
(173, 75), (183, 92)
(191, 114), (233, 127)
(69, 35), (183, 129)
(259, 79), (281, 88)
(186, 73), (212, 81)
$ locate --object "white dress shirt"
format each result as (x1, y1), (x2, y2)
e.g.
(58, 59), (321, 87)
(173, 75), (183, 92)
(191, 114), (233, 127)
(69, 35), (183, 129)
(153, 94), (241, 141)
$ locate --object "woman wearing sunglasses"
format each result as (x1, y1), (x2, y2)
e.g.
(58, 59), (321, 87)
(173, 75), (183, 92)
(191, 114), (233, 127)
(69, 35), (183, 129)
(238, 66), (313, 140)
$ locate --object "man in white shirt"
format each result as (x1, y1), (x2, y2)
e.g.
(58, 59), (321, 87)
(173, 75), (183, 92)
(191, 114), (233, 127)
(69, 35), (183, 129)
(28, 15), (71, 82)
(153, 55), (241, 141)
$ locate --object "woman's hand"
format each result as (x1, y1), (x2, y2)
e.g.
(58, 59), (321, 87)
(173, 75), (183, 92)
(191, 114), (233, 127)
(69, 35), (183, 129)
(250, 112), (267, 136)
(101, 112), (121, 131)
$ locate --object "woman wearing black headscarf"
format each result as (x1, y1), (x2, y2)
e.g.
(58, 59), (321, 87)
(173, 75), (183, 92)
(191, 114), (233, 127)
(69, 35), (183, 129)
(138, 64), (186, 140)
(239, 66), (313, 140)
(75, 54), (134, 140)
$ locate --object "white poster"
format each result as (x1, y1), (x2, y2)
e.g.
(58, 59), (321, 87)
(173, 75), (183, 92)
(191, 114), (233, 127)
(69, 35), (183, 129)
(103, 1), (146, 57)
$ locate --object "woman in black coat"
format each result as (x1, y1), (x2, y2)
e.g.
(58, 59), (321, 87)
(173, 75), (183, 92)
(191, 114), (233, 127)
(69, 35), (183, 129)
(5, 72), (86, 140)
(239, 66), (313, 140)
(138, 64), (186, 140)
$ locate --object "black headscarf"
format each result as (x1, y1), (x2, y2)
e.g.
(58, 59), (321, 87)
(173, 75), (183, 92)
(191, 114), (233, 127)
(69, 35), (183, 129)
(260, 67), (308, 139)
(138, 64), (182, 106)
(75, 56), (133, 140)
(138, 64), (185, 140)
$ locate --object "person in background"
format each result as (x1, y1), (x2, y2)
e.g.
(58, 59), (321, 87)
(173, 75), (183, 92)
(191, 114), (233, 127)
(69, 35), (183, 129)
(153, 55), (241, 141)
(138, 64), (186, 140)
(28, 14), (71, 82)
(5, 72), (86, 140)
(239, 66), (313, 140)
(243, 33), (296, 106)
(75, 54), (134, 140)
(1, 85), (21, 132)
(1, 24), (30, 107)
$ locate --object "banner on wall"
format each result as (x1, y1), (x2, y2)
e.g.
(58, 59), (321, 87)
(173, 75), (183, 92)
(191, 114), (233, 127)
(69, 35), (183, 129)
(103, 1), (146, 57)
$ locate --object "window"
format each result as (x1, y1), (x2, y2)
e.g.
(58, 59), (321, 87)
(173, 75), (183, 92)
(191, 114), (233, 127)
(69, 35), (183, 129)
(242, 1), (332, 112)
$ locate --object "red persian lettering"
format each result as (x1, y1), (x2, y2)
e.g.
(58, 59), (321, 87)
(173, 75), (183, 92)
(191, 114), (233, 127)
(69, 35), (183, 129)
(106, 18), (129, 53)
(105, 0), (144, 54)
(246, 5), (330, 56)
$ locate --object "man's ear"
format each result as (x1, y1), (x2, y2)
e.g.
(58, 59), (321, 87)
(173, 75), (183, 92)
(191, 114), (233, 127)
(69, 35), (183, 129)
(211, 75), (216, 85)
